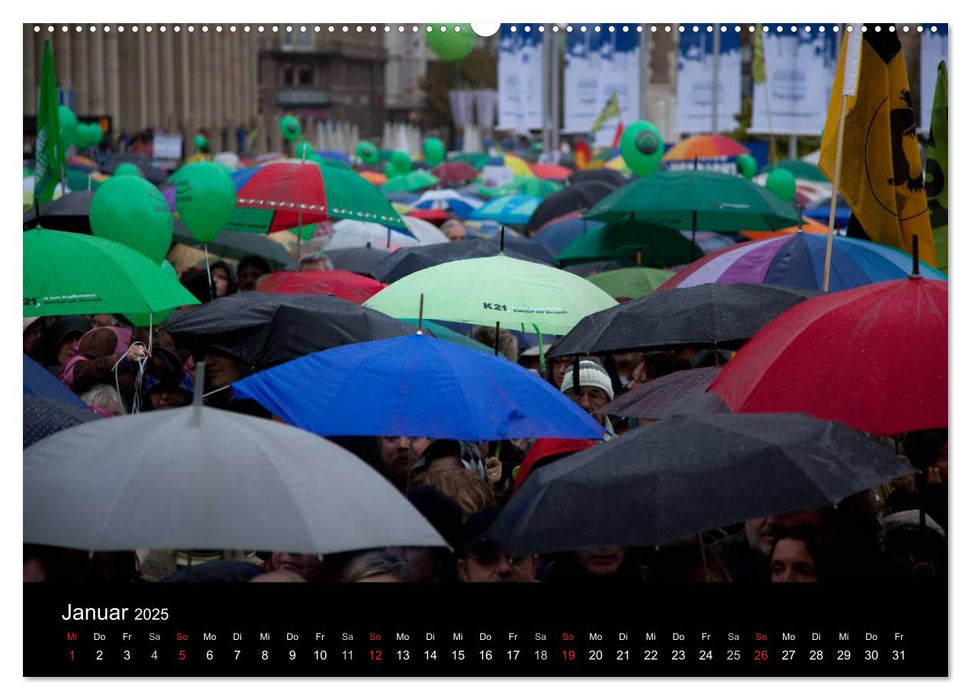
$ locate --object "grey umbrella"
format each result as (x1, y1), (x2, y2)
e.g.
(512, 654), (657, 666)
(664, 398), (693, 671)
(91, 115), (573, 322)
(602, 367), (727, 421)
(24, 399), (447, 553)
(491, 412), (914, 557)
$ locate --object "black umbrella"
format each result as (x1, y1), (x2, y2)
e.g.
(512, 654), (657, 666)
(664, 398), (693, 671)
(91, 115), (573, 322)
(549, 283), (819, 357)
(370, 239), (549, 284)
(497, 237), (558, 264)
(568, 168), (630, 189)
(23, 191), (96, 233)
(171, 227), (293, 269)
(491, 412), (915, 556)
(602, 367), (727, 420)
(163, 292), (417, 370)
(524, 181), (614, 233)
(323, 244), (392, 277)
(99, 154), (170, 185)
(24, 396), (101, 449)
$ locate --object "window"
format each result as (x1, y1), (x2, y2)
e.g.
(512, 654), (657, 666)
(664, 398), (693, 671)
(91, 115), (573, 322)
(299, 66), (313, 85)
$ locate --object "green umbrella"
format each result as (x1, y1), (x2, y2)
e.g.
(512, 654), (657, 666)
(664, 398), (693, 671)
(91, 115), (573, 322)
(759, 158), (828, 182)
(479, 176), (563, 199)
(448, 153), (492, 170)
(381, 170), (439, 193)
(588, 267), (675, 300)
(364, 253), (617, 336)
(585, 170), (801, 233)
(556, 220), (702, 267)
(23, 227), (200, 317)
(317, 165), (406, 229)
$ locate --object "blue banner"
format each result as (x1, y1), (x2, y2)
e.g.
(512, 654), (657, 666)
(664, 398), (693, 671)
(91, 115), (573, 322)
(497, 24), (545, 133)
(676, 27), (741, 134)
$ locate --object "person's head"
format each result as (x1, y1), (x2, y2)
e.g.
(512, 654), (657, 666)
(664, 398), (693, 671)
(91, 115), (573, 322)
(904, 429), (948, 485)
(441, 219), (467, 242)
(560, 360), (614, 417)
(23, 317), (44, 358)
(48, 316), (93, 367)
(236, 255), (272, 291)
(546, 355), (573, 390)
(90, 314), (119, 328)
(517, 346), (542, 373)
(377, 436), (433, 489)
(250, 569), (307, 583)
(412, 449), (496, 520)
(179, 269), (215, 304)
(208, 261), (236, 297)
(457, 506), (538, 582)
(770, 524), (839, 583)
(269, 552), (320, 579)
(79, 384), (125, 416)
(574, 546), (629, 576)
(342, 550), (407, 582)
(469, 326), (518, 362)
(203, 351), (246, 389)
(299, 252), (334, 272)
(144, 346), (193, 410)
(743, 508), (823, 558)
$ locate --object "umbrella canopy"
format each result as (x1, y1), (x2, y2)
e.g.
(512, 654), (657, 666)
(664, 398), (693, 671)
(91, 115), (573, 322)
(164, 292), (416, 370)
(529, 163), (573, 181)
(491, 412), (915, 555)
(23, 190), (97, 233)
(585, 170), (801, 232)
(365, 254), (618, 336)
(228, 160), (330, 233)
(587, 267), (675, 300)
(315, 164), (406, 228)
(525, 181), (614, 233)
(407, 208), (450, 225)
(431, 161), (479, 186)
(502, 153), (533, 176)
(402, 215), (451, 244)
(752, 169), (832, 207)
(23, 354), (88, 407)
(655, 231), (947, 293)
(550, 283), (819, 357)
(568, 169), (629, 188)
(533, 211), (604, 253)
(663, 134), (750, 162)
(411, 188), (484, 219)
(255, 270), (387, 304)
(322, 243), (392, 276)
(358, 170), (387, 186)
(555, 220), (700, 267)
(739, 216), (830, 241)
(468, 195), (541, 226)
(24, 396), (101, 449)
(448, 153), (494, 170)
(24, 228), (200, 317)
(478, 176), (563, 200)
(601, 367), (725, 420)
(24, 404), (447, 553)
(171, 226), (293, 268)
(324, 218), (428, 250)
(758, 158), (829, 182)
(710, 277), (947, 435)
(233, 334), (606, 442)
(381, 170), (439, 193)
(371, 239), (549, 284)
(398, 319), (493, 354)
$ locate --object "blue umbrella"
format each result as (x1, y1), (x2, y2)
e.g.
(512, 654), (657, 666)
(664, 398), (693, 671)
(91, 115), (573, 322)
(233, 334), (606, 442)
(23, 354), (87, 408)
(411, 189), (484, 219)
(534, 215), (605, 254)
(316, 149), (352, 164)
(467, 195), (541, 227)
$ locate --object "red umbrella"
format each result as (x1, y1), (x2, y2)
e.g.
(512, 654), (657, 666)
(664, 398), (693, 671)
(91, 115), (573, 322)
(256, 270), (387, 304)
(407, 208), (450, 225)
(529, 163), (573, 181)
(233, 160), (329, 233)
(709, 277), (947, 435)
(431, 161), (479, 186)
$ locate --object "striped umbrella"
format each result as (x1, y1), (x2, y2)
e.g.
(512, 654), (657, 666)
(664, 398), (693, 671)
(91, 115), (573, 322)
(663, 134), (750, 161)
(411, 188), (485, 218)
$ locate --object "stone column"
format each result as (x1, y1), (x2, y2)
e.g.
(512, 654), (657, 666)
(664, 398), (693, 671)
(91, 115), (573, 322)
(137, 28), (149, 129)
(160, 28), (176, 131)
(105, 30), (121, 137)
(145, 26), (160, 128)
(24, 27), (36, 116)
(88, 29), (106, 115)
(54, 29), (71, 90)
(72, 30), (89, 114)
(200, 30), (213, 146)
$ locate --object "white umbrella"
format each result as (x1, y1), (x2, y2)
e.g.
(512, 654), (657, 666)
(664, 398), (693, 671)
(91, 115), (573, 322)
(402, 215), (450, 245)
(213, 151), (241, 171)
(325, 219), (425, 250)
(24, 401), (448, 553)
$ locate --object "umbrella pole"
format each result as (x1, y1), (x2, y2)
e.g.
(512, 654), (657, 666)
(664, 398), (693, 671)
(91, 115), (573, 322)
(822, 82), (851, 293)
(203, 244), (213, 301)
(691, 211), (698, 262)
(494, 322), (501, 357)
(698, 533), (711, 582)
(296, 210), (303, 261)
(191, 361), (205, 427)
(418, 293), (425, 331)
(148, 313), (154, 354)
(387, 227), (391, 249)
(500, 226), (505, 252)
(533, 324), (546, 376)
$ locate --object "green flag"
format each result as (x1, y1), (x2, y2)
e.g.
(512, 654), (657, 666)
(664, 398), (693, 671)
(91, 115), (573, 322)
(35, 40), (65, 205)
(925, 60), (947, 273)
(590, 90), (621, 134)
(752, 25), (767, 85)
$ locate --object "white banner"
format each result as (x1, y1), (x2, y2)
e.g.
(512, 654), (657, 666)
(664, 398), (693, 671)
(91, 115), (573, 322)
(449, 90), (476, 129)
(497, 24), (545, 133)
(676, 28), (742, 134)
(152, 133), (183, 160)
(563, 27), (641, 146)
(475, 89), (497, 129)
(920, 25), (948, 132)
(751, 28), (838, 136)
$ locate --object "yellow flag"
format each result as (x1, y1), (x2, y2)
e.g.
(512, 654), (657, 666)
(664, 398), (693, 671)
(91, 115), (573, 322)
(819, 26), (936, 266)
(590, 90), (621, 134)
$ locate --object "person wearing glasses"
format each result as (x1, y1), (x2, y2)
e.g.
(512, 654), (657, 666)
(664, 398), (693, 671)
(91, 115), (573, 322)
(559, 360), (616, 438)
(457, 507), (539, 583)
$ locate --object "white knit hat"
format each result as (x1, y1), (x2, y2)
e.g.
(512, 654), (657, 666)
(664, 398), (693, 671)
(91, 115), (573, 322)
(559, 360), (614, 400)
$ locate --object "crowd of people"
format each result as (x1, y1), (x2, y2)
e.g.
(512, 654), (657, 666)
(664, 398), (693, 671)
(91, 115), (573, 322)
(22, 217), (949, 585)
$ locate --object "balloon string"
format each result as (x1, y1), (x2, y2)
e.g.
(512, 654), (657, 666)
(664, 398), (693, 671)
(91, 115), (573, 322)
(204, 244), (213, 301)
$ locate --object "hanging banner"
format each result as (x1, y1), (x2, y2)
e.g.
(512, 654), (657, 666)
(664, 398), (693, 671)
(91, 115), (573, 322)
(750, 28), (839, 136)
(563, 27), (641, 146)
(920, 25), (947, 132)
(676, 27), (742, 134)
(449, 90), (476, 129)
(497, 24), (545, 133)
(475, 89), (497, 129)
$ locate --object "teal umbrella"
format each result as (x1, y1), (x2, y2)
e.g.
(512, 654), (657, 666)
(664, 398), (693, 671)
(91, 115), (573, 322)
(467, 195), (541, 226)
(381, 171), (439, 193)
(555, 220), (701, 267)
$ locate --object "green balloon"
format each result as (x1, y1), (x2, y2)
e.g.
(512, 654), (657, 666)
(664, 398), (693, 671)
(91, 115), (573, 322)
(114, 162), (143, 178)
(357, 141), (379, 165)
(765, 167), (797, 202)
(295, 224), (316, 241)
(125, 261), (178, 327)
(90, 176), (173, 264)
(280, 115), (302, 142)
(423, 138), (446, 167)
(73, 123), (93, 148)
(735, 154), (758, 180)
(194, 133), (209, 150)
(390, 150), (412, 175)
(620, 121), (664, 178)
(384, 162), (398, 178)
(426, 24), (477, 62)
(82, 122), (104, 148)
(174, 162), (237, 243)
(58, 105), (78, 146)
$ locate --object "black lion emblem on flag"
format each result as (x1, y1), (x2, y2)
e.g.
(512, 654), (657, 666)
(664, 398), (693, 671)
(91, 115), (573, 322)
(887, 89), (924, 192)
